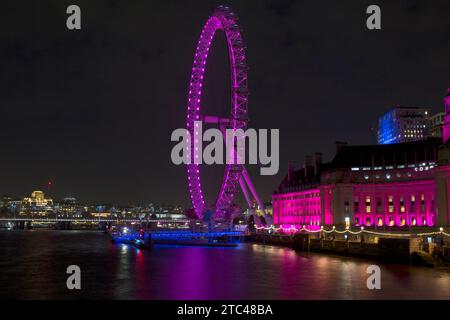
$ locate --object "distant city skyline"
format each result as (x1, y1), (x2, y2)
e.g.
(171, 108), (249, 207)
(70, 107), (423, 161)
(1, 190), (185, 207)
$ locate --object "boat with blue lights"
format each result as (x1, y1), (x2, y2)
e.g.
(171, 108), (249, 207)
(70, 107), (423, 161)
(147, 230), (243, 247)
(109, 226), (244, 248)
(109, 226), (153, 249)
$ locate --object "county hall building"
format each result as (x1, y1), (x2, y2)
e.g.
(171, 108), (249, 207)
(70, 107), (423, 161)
(273, 88), (450, 229)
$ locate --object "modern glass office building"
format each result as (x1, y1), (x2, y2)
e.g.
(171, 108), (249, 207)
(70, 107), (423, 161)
(378, 107), (429, 144)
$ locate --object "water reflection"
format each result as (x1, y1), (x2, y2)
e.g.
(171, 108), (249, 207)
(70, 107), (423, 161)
(0, 230), (449, 299)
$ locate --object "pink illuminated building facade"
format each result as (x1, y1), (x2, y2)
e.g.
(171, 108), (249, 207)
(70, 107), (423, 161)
(443, 89), (450, 143)
(273, 88), (450, 229)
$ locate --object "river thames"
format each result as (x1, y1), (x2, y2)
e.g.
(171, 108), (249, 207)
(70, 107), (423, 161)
(1, 230), (449, 299)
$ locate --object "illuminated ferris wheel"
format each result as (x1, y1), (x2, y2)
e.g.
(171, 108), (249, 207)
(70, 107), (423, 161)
(185, 6), (268, 222)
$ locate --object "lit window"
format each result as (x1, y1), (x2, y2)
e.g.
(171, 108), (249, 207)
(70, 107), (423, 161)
(400, 196), (405, 213)
(344, 200), (350, 213)
(365, 196), (371, 213)
(354, 197), (360, 213)
(388, 195), (394, 213)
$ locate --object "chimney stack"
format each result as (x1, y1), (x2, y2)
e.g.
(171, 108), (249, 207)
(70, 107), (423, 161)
(314, 152), (322, 175)
(287, 161), (295, 183)
(335, 141), (348, 154)
(304, 155), (313, 178)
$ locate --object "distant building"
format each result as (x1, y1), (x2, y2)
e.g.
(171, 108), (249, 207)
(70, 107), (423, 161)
(91, 211), (111, 218)
(154, 205), (185, 219)
(378, 106), (429, 144)
(429, 112), (445, 138)
(0, 195), (20, 215)
(1, 196), (13, 211)
(242, 202), (273, 222)
(20, 191), (53, 216)
(56, 197), (83, 218)
(256, 202), (273, 217)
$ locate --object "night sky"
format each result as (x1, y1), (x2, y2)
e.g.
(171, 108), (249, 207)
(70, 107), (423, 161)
(0, 0), (449, 206)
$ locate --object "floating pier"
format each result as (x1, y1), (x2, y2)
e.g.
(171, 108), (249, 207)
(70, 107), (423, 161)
(110, 228), (244, 248)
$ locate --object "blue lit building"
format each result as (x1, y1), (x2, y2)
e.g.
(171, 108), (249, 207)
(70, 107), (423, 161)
(378, 107), (429, 144)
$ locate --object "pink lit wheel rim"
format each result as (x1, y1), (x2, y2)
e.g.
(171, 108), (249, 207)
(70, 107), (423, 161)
(186, 6), (248, 219)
